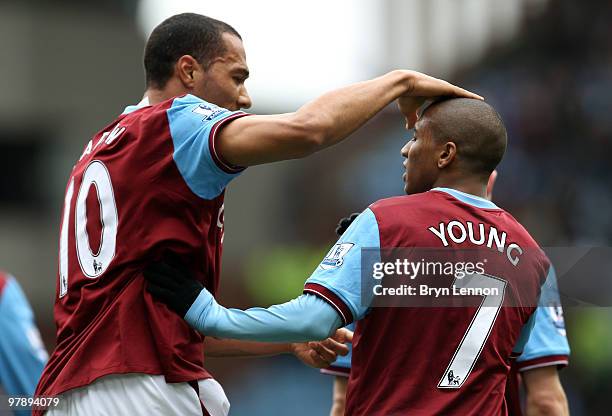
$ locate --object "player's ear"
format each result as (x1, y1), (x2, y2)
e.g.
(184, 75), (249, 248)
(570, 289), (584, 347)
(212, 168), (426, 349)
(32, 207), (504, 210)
(438, 141), (456, 169)
(176, 55), (200, 89)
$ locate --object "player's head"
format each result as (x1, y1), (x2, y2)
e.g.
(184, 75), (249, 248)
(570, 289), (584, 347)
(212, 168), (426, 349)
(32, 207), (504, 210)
(144, 13), (251, 110)
(401, 98), (507, 195)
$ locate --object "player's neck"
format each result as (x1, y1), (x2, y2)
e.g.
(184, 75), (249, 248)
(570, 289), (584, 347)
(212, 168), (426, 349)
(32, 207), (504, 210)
(432, 177), (487, 199)
(144, 80), (190, 105)
(144, 89), (178, 105)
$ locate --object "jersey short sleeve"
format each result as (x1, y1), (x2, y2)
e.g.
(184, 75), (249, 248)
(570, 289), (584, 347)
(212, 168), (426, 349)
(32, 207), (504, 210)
(0, 275), (48, 396)
(304, 209), (380, 325)
(516, 266), (570, 370)
(166, 94), (250, 200)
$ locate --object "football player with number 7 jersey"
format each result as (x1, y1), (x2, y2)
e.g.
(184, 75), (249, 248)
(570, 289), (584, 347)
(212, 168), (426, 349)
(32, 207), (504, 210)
(34, 13), (481, 416)
(322, 171), (570, 416)
(144, 98), (552, 415)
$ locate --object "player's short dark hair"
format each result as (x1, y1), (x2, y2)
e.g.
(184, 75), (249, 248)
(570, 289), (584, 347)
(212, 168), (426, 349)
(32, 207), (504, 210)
(144, 13), (241, 88)
(422, 98), (507, 176)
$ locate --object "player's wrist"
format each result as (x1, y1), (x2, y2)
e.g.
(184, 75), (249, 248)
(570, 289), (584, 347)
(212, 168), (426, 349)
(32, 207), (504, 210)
(184, 288), (214, 327)
(386, 70), (417, 96)
(288, 342), (301, 355)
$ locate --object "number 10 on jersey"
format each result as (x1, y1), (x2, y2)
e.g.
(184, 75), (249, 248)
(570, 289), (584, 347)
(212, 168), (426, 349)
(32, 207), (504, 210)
(59, 161), (119, 298)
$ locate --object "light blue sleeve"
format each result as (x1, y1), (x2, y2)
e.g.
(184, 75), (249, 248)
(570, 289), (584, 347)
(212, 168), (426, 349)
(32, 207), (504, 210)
(184, 291), (343, 342)
(0, 276), (48, 396)
(167, 94), (249, 200)
(304, 208), (380, 324)
(517, 266), (570, 365)
(180, 209), (379, 342)
(512, 311), (537, 355)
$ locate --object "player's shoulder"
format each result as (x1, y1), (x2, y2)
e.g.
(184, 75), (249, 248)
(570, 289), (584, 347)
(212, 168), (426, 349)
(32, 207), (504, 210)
(112, 94), (219, 138)
(119, 94), (237, 130)
(370, 192), (426, 209)
(166, 94), (227, 119)
(369, 192), (439, 216)
(169, 93), (210, 107)
(120, 94), (216, 118)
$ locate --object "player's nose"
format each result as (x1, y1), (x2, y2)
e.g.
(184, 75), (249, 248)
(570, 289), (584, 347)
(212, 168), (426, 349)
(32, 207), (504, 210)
(238, 88), (252, 109)
(401, 141), (411, 158)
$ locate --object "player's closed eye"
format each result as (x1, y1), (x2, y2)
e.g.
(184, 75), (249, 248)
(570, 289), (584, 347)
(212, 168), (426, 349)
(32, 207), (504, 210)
(233, 76), (244, 84)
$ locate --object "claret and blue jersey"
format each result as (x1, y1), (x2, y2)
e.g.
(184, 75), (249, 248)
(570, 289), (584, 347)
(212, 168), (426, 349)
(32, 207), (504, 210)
(36, 94), (250, 401)
(302, 188), (552, 415)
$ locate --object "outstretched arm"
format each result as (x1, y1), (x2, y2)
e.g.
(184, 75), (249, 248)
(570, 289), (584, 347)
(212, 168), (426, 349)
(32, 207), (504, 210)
(218, 70), (483, 166)
(144, 259), (343, 343)
(187, 291), (341, 342)
(145, 209), (379, 343)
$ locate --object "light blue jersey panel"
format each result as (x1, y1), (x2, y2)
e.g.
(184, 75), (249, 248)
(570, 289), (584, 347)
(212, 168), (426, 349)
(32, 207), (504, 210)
(518, 266), (570, 362)
(0, 276), (48, 396)
(305, 209), (381, 322)
(512, 311), (537, 355)
(167, 94), (248, 200)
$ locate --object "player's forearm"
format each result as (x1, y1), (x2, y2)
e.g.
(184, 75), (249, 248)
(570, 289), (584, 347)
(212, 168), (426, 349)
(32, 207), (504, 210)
(290, 70), (413, 150)
(218, 71), (414, 166)
(523, 366), (569, 416)
(185, 291), (343, 342)
(204, 337), (292, 357)
(525, 393), (569, 416)
(330, 377), (348, 416)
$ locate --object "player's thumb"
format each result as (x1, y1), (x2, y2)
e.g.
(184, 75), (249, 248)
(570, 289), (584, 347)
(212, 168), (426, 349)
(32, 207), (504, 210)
(334, 328), (353, 344)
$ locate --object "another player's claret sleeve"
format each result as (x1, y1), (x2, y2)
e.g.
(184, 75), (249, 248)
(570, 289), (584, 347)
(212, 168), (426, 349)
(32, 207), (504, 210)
(304, 208), (381, 325)
(166, 94), (251, 200)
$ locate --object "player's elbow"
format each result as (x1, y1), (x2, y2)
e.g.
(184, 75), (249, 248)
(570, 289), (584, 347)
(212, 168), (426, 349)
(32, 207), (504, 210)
(526, 389), (569, 416)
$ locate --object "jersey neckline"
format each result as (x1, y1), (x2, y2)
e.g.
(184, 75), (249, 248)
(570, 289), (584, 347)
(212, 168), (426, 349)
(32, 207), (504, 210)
(121, 96), (151, 115)
(431, 187), (500, 210)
